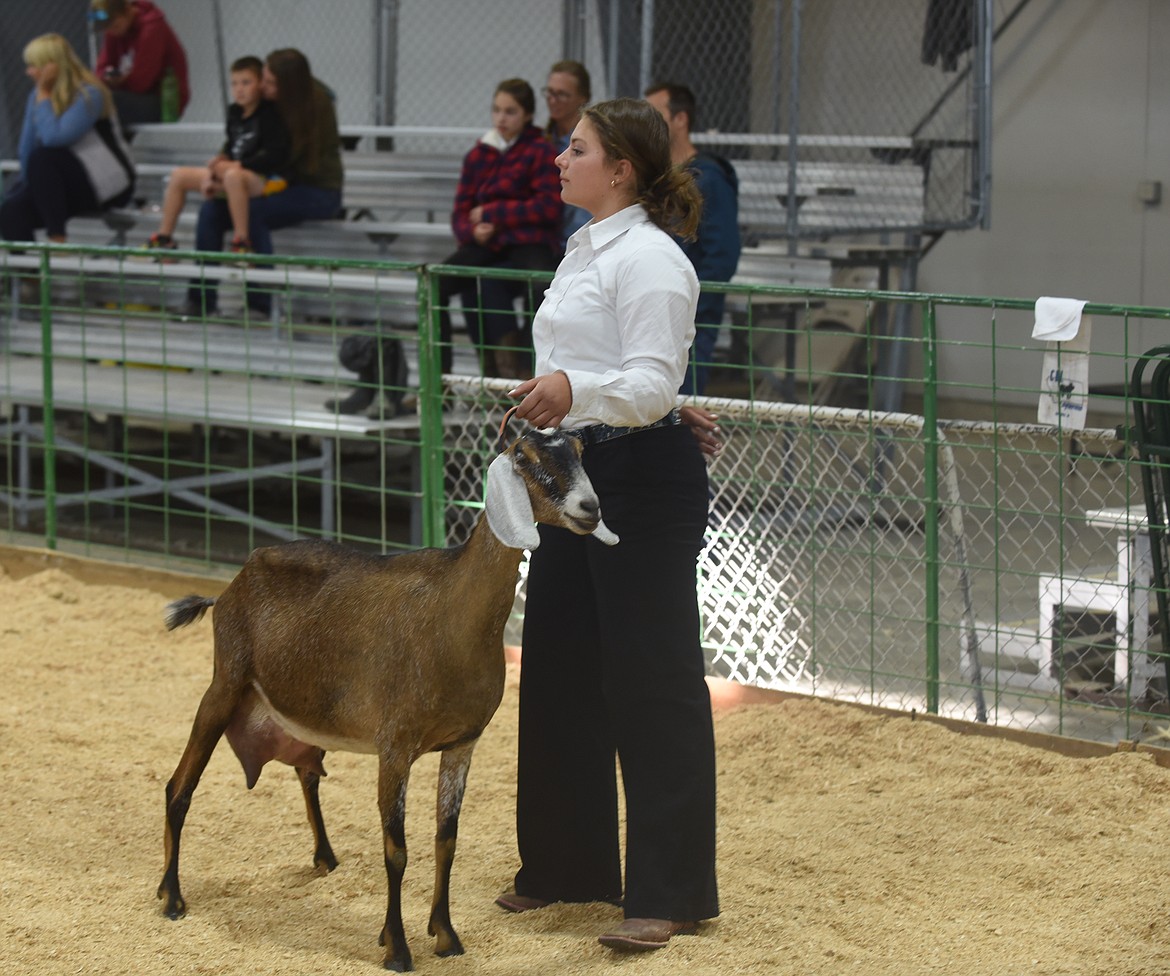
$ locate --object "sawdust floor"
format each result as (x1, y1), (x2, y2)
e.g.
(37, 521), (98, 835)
(2, 558), (1169, 976)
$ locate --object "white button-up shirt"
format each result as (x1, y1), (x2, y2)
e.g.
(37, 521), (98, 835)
(532, 204), (698, 429)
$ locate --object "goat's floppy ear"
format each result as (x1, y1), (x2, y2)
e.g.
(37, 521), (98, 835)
(484, 453), (541, 550)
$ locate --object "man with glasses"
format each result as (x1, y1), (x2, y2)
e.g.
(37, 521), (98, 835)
(543, 61), (592, 246)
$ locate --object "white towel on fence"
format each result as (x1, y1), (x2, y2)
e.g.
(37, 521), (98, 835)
(1032, 296), (1088, 342)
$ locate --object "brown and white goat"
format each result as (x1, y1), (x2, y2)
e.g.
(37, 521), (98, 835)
(157, 427), (617, 972)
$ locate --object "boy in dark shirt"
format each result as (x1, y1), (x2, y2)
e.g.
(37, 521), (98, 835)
(146, 56), (289, 256)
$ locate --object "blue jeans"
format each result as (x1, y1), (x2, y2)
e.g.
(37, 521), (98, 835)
(187, 184), (342, 313)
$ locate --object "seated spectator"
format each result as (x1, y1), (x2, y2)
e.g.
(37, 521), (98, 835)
(645, 82), (741, 396)
(0, 33), (134, 244)
(145, 56), (290, 259)
(185, 48), (343, 318)
(542, 59), (592, 246)
(90, 0), (189, 132)
(436, 78), (562, 378)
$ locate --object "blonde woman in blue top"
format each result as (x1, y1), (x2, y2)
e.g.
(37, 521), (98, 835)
(0, 33), (134, 243)
(501, 97), (719, 953)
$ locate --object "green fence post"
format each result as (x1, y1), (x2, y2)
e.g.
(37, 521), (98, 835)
(417, 267), (445, 548)
(39, 246), (57, 550)
(921, 300), (939, 712)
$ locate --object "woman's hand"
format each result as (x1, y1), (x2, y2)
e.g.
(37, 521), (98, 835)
(472, 222), (495, 245)
(34, 64), (58, 101)
(469, 206), (484, 224)
(679, 405), (723, 457)
(509, 371), (572, 429)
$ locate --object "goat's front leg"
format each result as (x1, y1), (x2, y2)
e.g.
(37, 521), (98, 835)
(377, 759), (412, 972)
(427, 739), (477, 958)
(296, 759), (338, 872)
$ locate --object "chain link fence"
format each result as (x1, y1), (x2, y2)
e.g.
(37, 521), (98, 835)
(9, 251), (1170, 747)
(0, 0), (989, 240)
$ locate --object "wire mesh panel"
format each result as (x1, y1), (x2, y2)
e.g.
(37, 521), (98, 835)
(0, 243), (424, 571)
(10, 256), (1170, 748)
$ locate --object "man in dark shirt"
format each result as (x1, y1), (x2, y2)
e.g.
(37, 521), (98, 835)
(646, 82), (741, 396)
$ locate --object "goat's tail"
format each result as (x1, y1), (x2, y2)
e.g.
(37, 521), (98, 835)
(165, 595), (216, 631)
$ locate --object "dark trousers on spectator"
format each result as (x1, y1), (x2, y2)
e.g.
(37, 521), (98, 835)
(435, 242), (557, 374)
(0, 147), (129, 241)
(513, 424), (720, 922)
(186, 185), (342, 314)
(112, 90), (161, 138)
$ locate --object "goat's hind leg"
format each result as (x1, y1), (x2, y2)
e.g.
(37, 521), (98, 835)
(296, 758), (338, 873)
(427, 739), (477, 959)
(157, 678), (239, 920)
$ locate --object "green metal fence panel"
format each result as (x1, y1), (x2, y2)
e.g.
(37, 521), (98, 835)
(8, 245), (1170, 747)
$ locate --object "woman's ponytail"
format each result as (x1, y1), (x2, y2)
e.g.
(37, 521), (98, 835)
(586, 98), (703, 239)
(639, 165), (702, 240)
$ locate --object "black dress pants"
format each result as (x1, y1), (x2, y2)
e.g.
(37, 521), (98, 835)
(513, 422), (720, 922)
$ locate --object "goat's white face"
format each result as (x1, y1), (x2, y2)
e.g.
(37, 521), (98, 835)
(508, 430), (618, 545)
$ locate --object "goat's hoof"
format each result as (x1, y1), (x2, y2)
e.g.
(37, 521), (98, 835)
(313, 849), (338, 874)
(382, 954), (413, 972)
(429, 923), (464, 958)
(160, 895), (187, 920)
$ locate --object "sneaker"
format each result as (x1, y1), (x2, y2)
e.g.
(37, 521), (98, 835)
(144, 232), (179, 262)
(230, 237), (254, 263)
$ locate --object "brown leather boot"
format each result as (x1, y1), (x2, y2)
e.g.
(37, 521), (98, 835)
(598, 918), (699, 951)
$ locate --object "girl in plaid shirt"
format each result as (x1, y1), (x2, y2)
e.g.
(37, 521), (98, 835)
(437, 78), (562, 379)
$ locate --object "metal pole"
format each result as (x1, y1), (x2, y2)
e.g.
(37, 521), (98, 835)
(563, 0), (586, 62)
(972, 0), (994, 229)
(639, 0), (654, 96)
(211, 0), (228, 113)
(921, 301), (940, 714)
(375, 0), (399, 132)
(785, 0), (801, 254)
(607, 0), (620, 99)
(771, 0), (783, 153)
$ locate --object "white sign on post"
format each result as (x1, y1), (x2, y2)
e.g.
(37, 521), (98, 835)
(1037, 317), (1092, 430)
(1032, 297), (1091, 431)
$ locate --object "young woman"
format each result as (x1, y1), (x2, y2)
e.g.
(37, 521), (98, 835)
(501, 98), (720, 953)
(0, 33), (134, 244)
(435, 78), (562, 378)
(186, 48), (342, 316)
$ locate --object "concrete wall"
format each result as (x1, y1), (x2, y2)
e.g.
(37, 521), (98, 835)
(918, 0), (1170, 405)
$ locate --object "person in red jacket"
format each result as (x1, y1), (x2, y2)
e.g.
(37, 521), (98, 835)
(90, 0), (189, 132)
(436, 78), (562, 378)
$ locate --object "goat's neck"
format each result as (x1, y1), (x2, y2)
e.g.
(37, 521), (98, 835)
(463, 513), (527, 588)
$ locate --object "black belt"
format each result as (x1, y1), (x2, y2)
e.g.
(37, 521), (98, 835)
(569, 409), (681, 447)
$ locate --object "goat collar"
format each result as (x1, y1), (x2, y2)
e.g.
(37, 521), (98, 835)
(484, 454), (541, 550)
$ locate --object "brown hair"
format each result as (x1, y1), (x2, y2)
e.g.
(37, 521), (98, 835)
(229, 55), (263, 78)
(266, 48), (320, 175)
(548, 59), (591, 101)
(643, 81), (698, 133)
(495, 78), (535, 118)
(583, 98), (701, 239)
